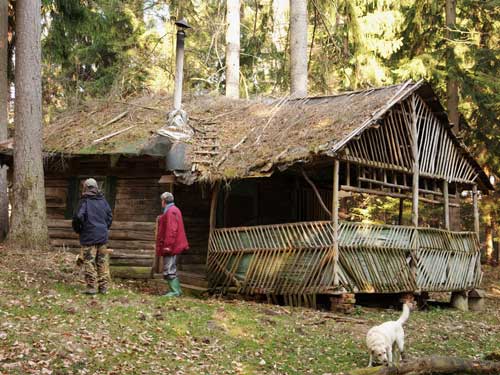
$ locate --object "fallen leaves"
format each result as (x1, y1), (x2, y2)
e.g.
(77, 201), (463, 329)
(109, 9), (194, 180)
(0, 248), (499, 374)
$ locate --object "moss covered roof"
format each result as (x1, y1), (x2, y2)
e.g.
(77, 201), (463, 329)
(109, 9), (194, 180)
(41, 81), (491, 189)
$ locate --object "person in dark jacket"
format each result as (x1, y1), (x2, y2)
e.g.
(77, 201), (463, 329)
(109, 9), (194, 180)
(156, 192), (189, 297)
(72, 178), (113, 295)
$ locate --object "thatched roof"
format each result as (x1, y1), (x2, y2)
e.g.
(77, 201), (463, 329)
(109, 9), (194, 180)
(40, 80), (490, 188)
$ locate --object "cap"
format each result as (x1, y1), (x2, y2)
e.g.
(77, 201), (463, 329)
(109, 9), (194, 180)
(84, 178), (98, 189)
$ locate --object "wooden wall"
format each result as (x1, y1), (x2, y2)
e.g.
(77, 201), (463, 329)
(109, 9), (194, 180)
(45, 178), (69, 219)
(44, 155), (211, 275)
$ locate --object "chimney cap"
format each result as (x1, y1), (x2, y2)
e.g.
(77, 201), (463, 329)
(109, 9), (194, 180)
(175, 18), (192, 30)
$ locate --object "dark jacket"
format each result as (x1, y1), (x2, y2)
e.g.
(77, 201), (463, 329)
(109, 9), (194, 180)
(72, 191), (113, 246)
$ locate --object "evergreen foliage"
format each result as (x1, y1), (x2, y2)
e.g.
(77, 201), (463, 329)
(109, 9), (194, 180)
(7, 0), (498, 236)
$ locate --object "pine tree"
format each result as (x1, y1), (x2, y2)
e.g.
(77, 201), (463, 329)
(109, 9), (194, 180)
(9, 0), (49, 247)
(0, 0), (9, 241)
(225, 0), (240, 98)
(446, 0), (459, 131)
(290, 0), (308, 97)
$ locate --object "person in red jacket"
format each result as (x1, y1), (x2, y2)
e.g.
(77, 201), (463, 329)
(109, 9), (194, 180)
(156, 192), (189, 297)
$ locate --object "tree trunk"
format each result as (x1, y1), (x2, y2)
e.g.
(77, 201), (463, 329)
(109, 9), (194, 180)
(225, 0), (240, 99)
(485, 213), (494, 264)
(0, 0), (9, 241)
(289, 0), (308, 97)
(446, 0), (459, 132)
(343, 356), (500, 375)
(272, 0), (289, 52)
(9, 0), (48, 247)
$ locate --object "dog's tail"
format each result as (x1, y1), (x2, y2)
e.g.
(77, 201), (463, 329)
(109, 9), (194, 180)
(397, 303), (410, 325)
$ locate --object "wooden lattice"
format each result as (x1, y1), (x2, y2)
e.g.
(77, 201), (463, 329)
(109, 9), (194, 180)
(207, 221), (337, 295)
(344, 94), (478, 184)
(417, 229), (481, 291)
(336, 222), (417, 293)
(207, 221), (481, 296)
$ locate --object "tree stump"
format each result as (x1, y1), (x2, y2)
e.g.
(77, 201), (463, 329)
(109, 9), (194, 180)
(451, 291), (468, 311)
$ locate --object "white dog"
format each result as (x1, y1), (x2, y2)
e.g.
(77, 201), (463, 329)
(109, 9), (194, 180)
(366, 303), (411, 366)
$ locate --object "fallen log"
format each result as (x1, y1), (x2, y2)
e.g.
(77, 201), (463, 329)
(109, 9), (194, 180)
(340, 356), (500, 375)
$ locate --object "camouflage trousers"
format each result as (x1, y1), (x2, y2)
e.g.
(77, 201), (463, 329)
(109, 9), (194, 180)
(82, 244), (111, 291)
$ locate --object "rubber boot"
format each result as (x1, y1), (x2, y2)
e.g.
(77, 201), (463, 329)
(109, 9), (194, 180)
(82, 288), (97, 295)
(164, 277), (182, 297)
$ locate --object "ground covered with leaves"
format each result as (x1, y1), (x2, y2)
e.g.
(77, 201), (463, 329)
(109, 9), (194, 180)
(0, 247), (499, 375)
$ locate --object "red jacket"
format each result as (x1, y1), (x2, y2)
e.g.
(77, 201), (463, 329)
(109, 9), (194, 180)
(155, 205), (189, 256)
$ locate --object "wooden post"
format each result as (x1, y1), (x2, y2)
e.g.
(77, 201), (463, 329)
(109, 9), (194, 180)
(332, 159), (340, 285)
(473, 184), (479, 237)
(398, 198), (404, 225)
(411, 96), (419, 228)
(346, 161), (350, 186)
(209, 182), (220, 233)
(206, 182), (220, 281)
(443, 180), (450, 230)
(410, 96), (419, 282)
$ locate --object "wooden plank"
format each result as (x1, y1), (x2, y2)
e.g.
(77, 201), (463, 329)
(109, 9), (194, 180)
(443, 180), (450, 230)
(411, 95), (419, 227)
(473, 184), (479, 236)
(332, 159), (340, 286)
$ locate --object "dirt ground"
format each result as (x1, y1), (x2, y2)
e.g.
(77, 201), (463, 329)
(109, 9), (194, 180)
(0, 246), (499, 374)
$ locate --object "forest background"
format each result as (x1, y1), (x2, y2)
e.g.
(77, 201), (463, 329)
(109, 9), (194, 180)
(4, 0), (500, 260)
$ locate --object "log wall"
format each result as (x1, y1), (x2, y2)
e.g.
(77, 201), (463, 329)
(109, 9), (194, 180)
(44, 156), (210, 275)
(45, 178), (69, 219)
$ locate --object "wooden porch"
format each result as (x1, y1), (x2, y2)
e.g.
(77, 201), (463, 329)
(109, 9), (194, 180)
(207, 221), (481, 297)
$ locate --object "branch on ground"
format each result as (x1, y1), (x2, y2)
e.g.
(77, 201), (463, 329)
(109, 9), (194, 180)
(340, 356), (500, 375)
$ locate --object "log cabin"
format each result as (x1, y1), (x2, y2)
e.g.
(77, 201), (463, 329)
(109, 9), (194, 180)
(0, 80), (493, 306)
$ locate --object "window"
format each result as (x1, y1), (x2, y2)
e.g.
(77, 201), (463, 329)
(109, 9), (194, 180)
(64, 176), (117, 219)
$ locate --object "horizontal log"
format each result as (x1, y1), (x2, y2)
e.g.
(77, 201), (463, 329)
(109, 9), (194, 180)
(47, 213), (65, 220)
(49, 230), (79, 239)
(48, 219), (156, 231)
(54, 246), (155, 259)
(115, 189), (162, 197)
(341, 185), (460, 207)
(116, 179), (163, 186)
(113, 214), (158, 222)
(343, 356), (500, 375)
(49, 228), (155, 242)
(358, 177), (444, 196)
(109, 230), (154, 241)
(110, 266), (152, 279)
(46, 201), (66, 208)
(44, 181), (69, 188)
(110, 258), (154, 267)
(50, 238), (155, 250)
(111, 252), (153, 259)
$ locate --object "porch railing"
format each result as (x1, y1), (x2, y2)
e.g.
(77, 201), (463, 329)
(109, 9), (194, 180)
(207, 221), (337, 296)
(207, 221), (481, 296)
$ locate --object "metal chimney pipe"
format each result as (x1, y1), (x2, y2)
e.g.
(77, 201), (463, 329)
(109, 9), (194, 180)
(173, 19), (191, 111)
